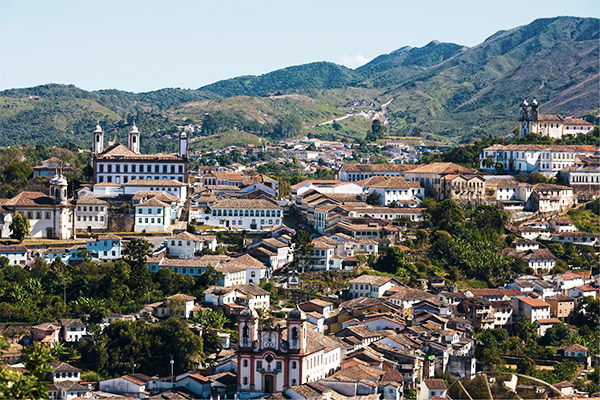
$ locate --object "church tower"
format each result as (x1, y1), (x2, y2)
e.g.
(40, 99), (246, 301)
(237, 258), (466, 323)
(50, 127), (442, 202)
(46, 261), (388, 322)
(530, 98), (539, 121)
(519, 100), (530, 137)
(92, 123), (104, 154)
(287, 306), (307, 354)
(128, 123), (141, 154)
(178, 131), (188, 158)
(238, 307), (259, 350)
(49, 173), (68, 206)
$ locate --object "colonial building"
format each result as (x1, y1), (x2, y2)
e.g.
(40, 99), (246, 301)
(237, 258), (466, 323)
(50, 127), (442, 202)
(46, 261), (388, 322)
(337, 163), (413, 182)
(358, 176), (424, 206)
(0, 174), (74, 239)
(518, 99), (594, 139)
(237, 307), (343, 394)
(92, 123), (189, 185)
(479, 144), (599, 174)
(403, 163), (479, 200)
(134, 197), (175, 232)
(205, 199), (282, 230)
(75, 196), (108, 232)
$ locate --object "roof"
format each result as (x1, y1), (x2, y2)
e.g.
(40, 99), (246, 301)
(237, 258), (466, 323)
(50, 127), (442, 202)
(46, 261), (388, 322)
(553, 272), (583, 281)
(76, 195), (108, 205)
(522, 249), (556, 261)
(341, 163), (414, 173)
(167, 293), (196, 301)
(563, 344), (587, 352)
(424, 379), (447, 390)
(59, 319), (85, 327)
(545, 294), (575, 302)
(2, 191), (55, 207)
(0, 246), (28, 254)
(133, 191), (180, 202)
(350, 275), (397, 286)
(124, 178), (186, 187)
(51, 361), (81, 373)
(518, 297), (550, 308)
(536, 318), (561, 324)
(171, 231), (215, 242)
(138, 197), (170, 207)
(211, 198), (279, 209)
(389, 287), (437, 302)
(97, 234), (122, 241)
(359, 176), (421, 189)
(97, 142), (184, 160)
(405, 162), (475, 175)
(121, 373), (153, 386)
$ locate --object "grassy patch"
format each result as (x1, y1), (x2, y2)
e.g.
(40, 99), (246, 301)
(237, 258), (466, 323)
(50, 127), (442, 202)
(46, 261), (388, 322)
(189, 130), (262, 151)
(567, 208), (600, 234)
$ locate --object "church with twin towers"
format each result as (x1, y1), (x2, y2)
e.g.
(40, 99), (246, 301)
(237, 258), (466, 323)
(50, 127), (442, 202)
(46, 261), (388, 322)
(91, 123), (189, 185)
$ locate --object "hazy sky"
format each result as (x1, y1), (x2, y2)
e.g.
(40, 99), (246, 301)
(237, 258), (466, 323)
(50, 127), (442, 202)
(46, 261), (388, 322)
(1, 0), (598, 92)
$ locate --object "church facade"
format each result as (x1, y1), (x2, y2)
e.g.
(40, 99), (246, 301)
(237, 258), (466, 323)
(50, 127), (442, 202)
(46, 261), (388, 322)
(518, 99), (594, 139)
(237, 307), (343, 394)
(0, 174), (74, 239)
(92, 123), (189, 185)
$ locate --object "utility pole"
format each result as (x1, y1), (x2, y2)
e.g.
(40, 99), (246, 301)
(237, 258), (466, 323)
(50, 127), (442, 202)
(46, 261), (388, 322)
(131, 358), (136, 374)
(170, 356), (174, 377)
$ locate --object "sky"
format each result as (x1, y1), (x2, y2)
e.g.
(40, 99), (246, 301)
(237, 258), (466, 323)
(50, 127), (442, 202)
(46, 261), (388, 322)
(0, 0), (598, 93)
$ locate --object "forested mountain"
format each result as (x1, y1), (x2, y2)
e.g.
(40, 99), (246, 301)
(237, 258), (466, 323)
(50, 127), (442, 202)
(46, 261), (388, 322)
(0, 16), (597, 149)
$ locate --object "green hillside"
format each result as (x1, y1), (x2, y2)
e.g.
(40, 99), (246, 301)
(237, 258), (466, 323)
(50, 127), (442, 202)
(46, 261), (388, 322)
(0, 16), (598, 148)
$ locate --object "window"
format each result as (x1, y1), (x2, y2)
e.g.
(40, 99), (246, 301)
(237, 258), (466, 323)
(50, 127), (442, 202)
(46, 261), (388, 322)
(292, 361), (297, 369)
(243, 359), (248, 367)
(243, 377), (248, 385)
(257, 361), (262, 369)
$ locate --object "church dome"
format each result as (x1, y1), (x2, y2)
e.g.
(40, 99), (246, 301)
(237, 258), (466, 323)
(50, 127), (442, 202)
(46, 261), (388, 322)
(180, 131), (187, 138)
(130, 124), (140, 134)
(94, 123), (103, 133)
(520, 100), (529, 107)
(240, 306), (258, 319)
(50, 174), (68, 186)
(288, 306), (306, 320)
(531, 98), (538, 106)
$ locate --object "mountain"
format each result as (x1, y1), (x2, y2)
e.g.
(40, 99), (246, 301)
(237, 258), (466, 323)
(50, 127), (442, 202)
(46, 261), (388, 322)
(0, 16), (598, 148)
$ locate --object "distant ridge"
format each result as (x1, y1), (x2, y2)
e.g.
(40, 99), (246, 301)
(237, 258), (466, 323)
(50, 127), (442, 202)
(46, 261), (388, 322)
(0, 16), (598, 148)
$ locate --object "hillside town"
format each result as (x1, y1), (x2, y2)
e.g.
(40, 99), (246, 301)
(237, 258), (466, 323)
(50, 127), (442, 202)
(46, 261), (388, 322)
(0, 100), (598, 400)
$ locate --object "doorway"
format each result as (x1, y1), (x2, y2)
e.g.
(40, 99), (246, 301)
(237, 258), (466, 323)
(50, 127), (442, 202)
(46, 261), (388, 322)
(263, 374), (274, 393)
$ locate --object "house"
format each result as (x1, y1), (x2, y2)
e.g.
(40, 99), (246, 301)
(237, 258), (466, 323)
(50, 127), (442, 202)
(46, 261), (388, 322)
(48, 381), (91, 400)
(528, 183), (576, 213)
(31, 322), (61, 345)
(134, 197), (174, 232)
(203, 284), (270, 313)
(122, 178), (188, 203)
(568, 285), (597, 299)
(173, 373), (212, 398)
(522, 248), (556, 273)
(310, 236), (345, 271)
(348, 276), (402, 299)
(299, 299), (333, 319)
(59, 319), (87, 343)
(74, 195), (108, 232)
(33, 157), (72, 178)
(545, 294), (575, 319)
(457, 298), (495, 329)
(552, 272), (584, 291)
(535, 318), (562, 336)
(0, 245), (29, 266)
(378, 368), (404, 400)
(403, 163), (478, 200)
(99, 374), (153, 398)
(512, 297), (551, 323)
(152, 294), (196, 319)
(514, 238), (539, 252)
(359, 176), (424, 206)
(337, 163), (411, 182)
(87, 234), (122, 261)
(417, 379), (447, 400)
(50, 361), (81, 383)
(362, 314), (405, 333)
(386, 287), (438, 316)
(247, 237), (292, 268)
(206, 199), (282, 230)
(549, 217), (576, 233)
(532, 280), (560, 299)
(166, 231), (217, 257)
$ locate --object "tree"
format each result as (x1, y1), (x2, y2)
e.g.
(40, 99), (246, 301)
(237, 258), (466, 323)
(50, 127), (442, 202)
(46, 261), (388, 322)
(1, 161), (33, 184)
(292, 230), (313, 272)
(366, 192), (382, 205)
(427, 199), (465, 233)
(374, 246), (412, 275)
(123, 238), (154, 291)
(471, 205), (509, 234)
(9, 214), (30, 242)
(517, 355), (536, 375)
(202, 328), (222, 355)
(365, 119), (387, 142)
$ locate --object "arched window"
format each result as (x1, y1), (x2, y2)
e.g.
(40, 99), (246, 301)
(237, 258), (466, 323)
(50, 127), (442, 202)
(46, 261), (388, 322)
(243, 325), (249, 338)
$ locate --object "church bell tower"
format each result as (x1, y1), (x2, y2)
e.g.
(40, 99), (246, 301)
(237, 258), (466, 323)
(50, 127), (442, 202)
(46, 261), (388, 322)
(128, 123), (141, 154)
(92, 123), (104, 154)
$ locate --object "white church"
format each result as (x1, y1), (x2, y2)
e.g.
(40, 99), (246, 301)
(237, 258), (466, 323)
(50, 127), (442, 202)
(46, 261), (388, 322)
(0, 173), (74, 240)
(518, 99), (594, 139)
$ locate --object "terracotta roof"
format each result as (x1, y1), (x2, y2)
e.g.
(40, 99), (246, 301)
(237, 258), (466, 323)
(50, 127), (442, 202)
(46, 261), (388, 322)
(404, 162), (475, 175)
(167, 293), (196, 301)
(121, 373), (153, 386)
(171, 231), (215, 242)
(350, 275), (397, 286)
(76, 195), (108, 205)
(518, 297), (550, 307)
(132, 191), (180, 202)
(358, 176), (421, 189)
(341, 163), (414, 173)
(522, 248), (555, 261)
(3, 191), (55, 207)
(51, 361), (81, 373)
(97, 234), (122, 241)
(545, 294), (575, 302)
(0, 246), (28, 253)
(467, 289), (522, 297)
(536, 318), (561, 324)
(424, 379), (447, 390)
(59, 318), (85, 328)
(97, 143), (183, 160)
(137, 197), (170, 207)
(123, 179), (186, 187)
(573, 285), (596, 292)
(553, 272), (583, 281)
(563, 344), (587, 351)
(389, 287), (437, 302)
(211, 198), (279, 209)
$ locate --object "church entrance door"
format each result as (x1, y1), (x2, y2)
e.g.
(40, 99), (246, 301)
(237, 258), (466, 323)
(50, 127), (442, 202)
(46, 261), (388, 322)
(263, 374), (274, 393)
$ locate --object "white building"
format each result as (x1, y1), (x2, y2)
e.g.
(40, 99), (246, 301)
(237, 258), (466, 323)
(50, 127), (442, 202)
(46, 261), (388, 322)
(92, 123), (189, 185)
(0, 245), (29, 266)
(167, 231), (217, 258)
(122, 179), (187, 203)
(479, 144), (598, 174)
(348, 275), (401, 298)
(75, 196), (108, 232)
(134, 197), (174, 232)
(337, 163), (411, 182)
(206, 199), (282, 230)
(0, 175), (73, 240)
(291, 180), (363, 203)
(560, 165), (600, 186)
(512, 297), (551, 323)
(359, 176), (424, 206)
(87, 234), (122, 261)
(529, 183), (576, 213)
(203, 284), (270, 311)
(518, 99), (594, 139)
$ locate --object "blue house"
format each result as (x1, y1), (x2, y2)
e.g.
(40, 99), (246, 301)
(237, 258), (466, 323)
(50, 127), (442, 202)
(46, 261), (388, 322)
(87, 234), (122, 261)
